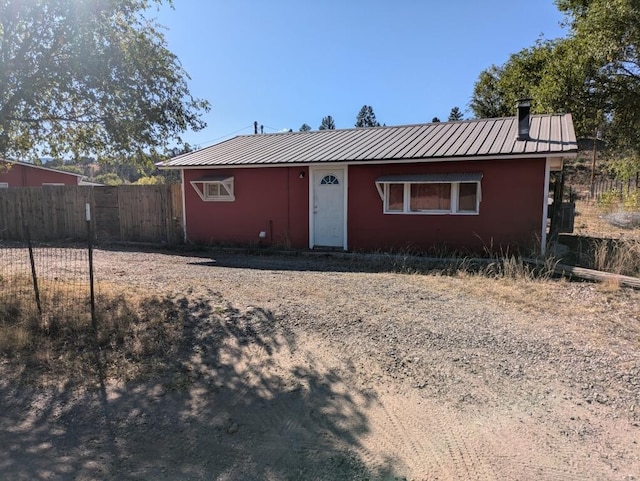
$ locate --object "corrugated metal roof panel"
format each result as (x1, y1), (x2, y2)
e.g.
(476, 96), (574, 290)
(161, 114), (578, 168)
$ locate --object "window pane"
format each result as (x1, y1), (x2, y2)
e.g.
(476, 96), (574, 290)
(410, 183), (450, 211)
(387, 184), (404, 211)
(321, 175), (339, 185)
(458, 183), (478, 212)
(206, 183), (220, 197)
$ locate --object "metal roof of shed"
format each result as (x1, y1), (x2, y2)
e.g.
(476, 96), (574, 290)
(162, 114), (577, 168)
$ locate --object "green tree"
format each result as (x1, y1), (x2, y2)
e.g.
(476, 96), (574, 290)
(299, 123), (312, 132)
(431, 117), (441, 123)
(54, 164), (84, 175)
(555, 0), (640, 152)
(0, 0), (209, 162)
(471, 1), (640, 151)
(469, 65), (510, 119)
(135, 175), (165, 185)
(93, 172), (125, 186)
(355, 105), (380, 127)
(608, 154), (640, 183)
(448, 107), (464, 121)
(470, 42), (559, 120)
(319, 116), (335, 130)
(470, 39), (602, 137)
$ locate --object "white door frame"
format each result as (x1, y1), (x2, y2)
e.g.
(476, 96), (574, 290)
(309, 165), (348, 250)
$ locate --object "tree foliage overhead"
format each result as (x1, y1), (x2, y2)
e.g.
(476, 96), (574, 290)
(318, 115), (335, 130)
(0, 0), (210, 161)
(470, 0), (640, 152)
(556, 0), (640, 151)
(355, 105), (380, 128)
(470, 41), (568, 120)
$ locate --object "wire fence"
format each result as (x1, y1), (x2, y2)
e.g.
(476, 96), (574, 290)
(0, 241), (94, 331)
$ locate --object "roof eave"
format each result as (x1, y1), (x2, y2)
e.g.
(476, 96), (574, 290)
(158, 150), (578, 170)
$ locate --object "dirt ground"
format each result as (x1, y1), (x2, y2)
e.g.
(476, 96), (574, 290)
(1, 248), (640, 480)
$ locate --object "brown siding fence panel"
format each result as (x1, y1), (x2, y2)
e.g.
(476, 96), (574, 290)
(0, 184), (183, 244)
(18, 186), (92, 241)
(23, 188), (49, 240)
(168, 183), (184, 244)
(115, 184), (184, 244)
(0, 188), (25, 239)
(94, 186), (120, 241)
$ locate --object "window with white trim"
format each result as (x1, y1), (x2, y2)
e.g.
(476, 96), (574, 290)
(190, 176), (235, 202)
(376, 174), (482, 215)
(0, 182), (8, 188)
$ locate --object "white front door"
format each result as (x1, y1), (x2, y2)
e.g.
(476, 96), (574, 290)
(312, 168), (346, 248)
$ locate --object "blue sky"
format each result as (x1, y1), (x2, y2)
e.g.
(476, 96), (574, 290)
(153, 1), (568, 148)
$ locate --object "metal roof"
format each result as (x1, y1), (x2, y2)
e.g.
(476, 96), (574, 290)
(162, 114), (578, 168)
(1, 159), (85, 178)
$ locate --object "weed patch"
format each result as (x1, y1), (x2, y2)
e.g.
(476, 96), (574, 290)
(0, 278), (184, 384)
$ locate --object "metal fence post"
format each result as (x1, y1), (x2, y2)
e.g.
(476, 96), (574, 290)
(24, 224), (42, 317)
(86, 203), (96, 332)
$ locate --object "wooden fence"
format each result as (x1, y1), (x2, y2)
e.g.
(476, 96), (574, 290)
(0, 184), (183, 244)
(591, 176), (639, 198)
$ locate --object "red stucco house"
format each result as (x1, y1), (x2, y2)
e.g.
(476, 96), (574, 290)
(161, 105), (577, 254)
(0, 160), (85, 187)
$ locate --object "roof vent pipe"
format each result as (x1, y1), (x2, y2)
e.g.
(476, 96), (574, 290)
(254, 121), (258, 135)
(516, 99), (531, 141)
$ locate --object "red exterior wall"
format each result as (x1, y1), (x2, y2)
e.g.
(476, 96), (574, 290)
(0, 163), (80, 187)
(183, 167), (309, 247)
(347, 158), (547, 253)
(183, 158), (546, 253)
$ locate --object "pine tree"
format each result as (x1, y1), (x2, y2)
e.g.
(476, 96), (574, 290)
(319, 116), (336, 130)
(299, 124), (312, 132)
(448, 107), (464, 121)
(355, 105), (381, 127)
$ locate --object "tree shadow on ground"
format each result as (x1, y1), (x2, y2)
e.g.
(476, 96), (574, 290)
(96, 242), (458, 275)
(0, 290), (405, 480)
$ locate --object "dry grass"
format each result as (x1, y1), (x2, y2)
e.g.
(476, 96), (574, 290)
(0, 278), (183, 384)
(573, 198), (640, 241)
(591, 238), (640, 276)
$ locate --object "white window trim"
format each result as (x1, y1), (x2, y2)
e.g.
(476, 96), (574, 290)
(190, 176), (235, 202)
(0, 182), (8, 188)
(42, 183), (65, 186)
(379, 181), (481, 215)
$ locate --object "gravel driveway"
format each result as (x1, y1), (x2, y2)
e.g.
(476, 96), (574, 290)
(1, 247), (639, 480)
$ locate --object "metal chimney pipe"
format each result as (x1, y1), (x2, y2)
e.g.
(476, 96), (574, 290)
(254, 121), (258, 135)
(516, 99), (531, 141)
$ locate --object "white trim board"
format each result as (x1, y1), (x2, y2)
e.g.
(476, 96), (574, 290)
(161, 152), (576, 170)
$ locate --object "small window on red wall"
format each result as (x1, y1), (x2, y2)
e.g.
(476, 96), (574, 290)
(190, 176), (235, 202)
